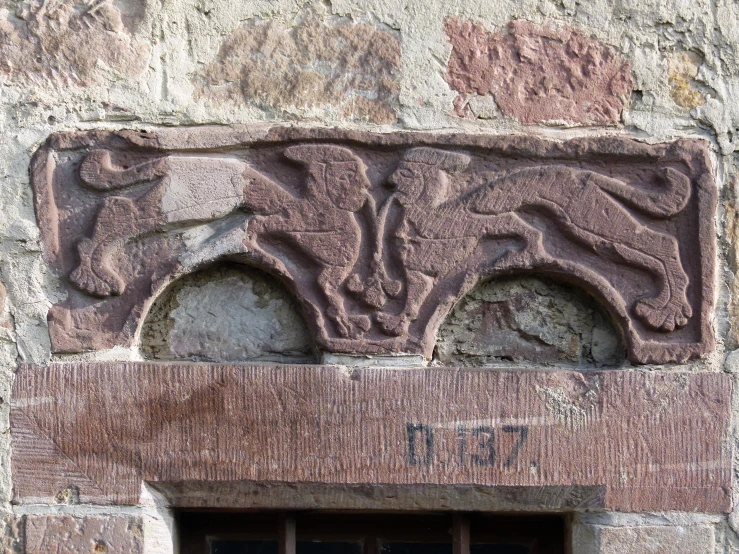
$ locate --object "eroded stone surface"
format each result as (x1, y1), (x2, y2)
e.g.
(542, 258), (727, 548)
(0, 514), (23, 554)
(25, 515), (143, 554)
(667, 51), (707, 110)
(11, 363), (732, 512)
(444, 18), (634, 125)
(436, 277), (624, 367)
(141, 264), (314, 363)
(32, 128), (715, 364)
(0, 1), (735, 551)
(193, 9), (400, 124)
(0, 1), (149, 86)
(572, 524), (716, 554)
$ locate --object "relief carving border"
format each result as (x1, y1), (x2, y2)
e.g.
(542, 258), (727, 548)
(31, 127), (716, 364)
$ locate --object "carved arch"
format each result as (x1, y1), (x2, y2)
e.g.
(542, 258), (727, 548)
(434, 272), (626, 365)
(138, 261), (317, 363)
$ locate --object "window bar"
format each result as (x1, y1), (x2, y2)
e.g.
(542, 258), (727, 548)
(279, 514), (296, 554)
(364, 535), (379, 554)
(452, 514), (470, 554)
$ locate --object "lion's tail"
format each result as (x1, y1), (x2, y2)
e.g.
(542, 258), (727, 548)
(591, 167), (691, 218)
(79, 149), (168, 191)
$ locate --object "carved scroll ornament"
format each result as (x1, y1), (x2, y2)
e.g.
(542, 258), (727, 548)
(31, 128), (716, 363)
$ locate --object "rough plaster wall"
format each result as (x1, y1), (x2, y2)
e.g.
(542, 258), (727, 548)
(0, 0), (736, 552)
(435, 277), (624, 367)
(143, 271), (622, 367)
(140, 264), (315, 363)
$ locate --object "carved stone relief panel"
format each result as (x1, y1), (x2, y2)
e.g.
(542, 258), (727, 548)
(32, 127), (716, 363)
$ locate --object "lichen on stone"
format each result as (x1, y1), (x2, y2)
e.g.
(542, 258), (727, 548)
(193, 8), (401, 124)
(444, 18), (634, 125)
(0, 0), (149, 86)
(667, 51), (707, 109)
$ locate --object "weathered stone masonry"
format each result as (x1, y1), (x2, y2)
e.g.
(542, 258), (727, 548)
(1, 1), (739, 553)
(13, 126), (728, 551)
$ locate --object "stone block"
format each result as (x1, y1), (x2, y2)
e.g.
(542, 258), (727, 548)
(444, 18), (634, 124)
(11, 363), (732, 512)
(31, 128), (715, 364)
(0, 1), (148, 87)
(193, 7), (400, 124)
(140, 264), (314, 363)
(436, 276), (624, 366)
(0, 514), (23, 554)
(24, 515), (143, 554)
(667, 51), (707, 110)
(573, 524), (715, 554)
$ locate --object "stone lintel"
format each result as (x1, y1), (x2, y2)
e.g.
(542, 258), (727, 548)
(11, 363), (731, 513)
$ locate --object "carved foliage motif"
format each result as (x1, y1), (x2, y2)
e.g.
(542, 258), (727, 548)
(31, 128), (716, 363)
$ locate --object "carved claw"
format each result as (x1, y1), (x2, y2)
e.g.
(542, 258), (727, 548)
(69, 238), (125, 297)
(326, 308), (371, 339)
(375, 313), (410, 337)
(346, 275), (364, 294)
(634, 298), (692, 332)
(327, 306), (352, 338)
(348, 315), (371, 338)
(382, 278), (402, 298)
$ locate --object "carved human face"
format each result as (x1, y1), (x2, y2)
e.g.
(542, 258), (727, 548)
(325, 161), (370, 211)
(388, 161), (425, 201)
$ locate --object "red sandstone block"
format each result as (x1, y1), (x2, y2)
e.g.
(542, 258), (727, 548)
(444, 18), (634, 125)
(11, 363), (732, 512)
(31, 128), (715, 364)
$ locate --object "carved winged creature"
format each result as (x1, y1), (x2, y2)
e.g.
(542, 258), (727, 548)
(241, 144), (374, 338)
(70, 144), (372, 338)
(379, 147), (692, 336)
(72, 150), (257, 297)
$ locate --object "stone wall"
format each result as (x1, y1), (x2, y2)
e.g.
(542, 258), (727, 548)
(0, 0), (738, 552)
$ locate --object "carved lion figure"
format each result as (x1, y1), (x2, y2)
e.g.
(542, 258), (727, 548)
(378, 147), (692, 335)
(70, 144), (373, 338)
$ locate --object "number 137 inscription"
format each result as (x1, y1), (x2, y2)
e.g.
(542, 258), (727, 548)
(406, 423), (529, 469)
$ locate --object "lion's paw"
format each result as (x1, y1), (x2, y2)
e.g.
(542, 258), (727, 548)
(69, 239), (124, 297)
(634, 297), (692, 332)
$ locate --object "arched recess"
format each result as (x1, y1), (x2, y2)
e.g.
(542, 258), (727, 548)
(435, 275), (626, 367)
(139, 262), (317, 363)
